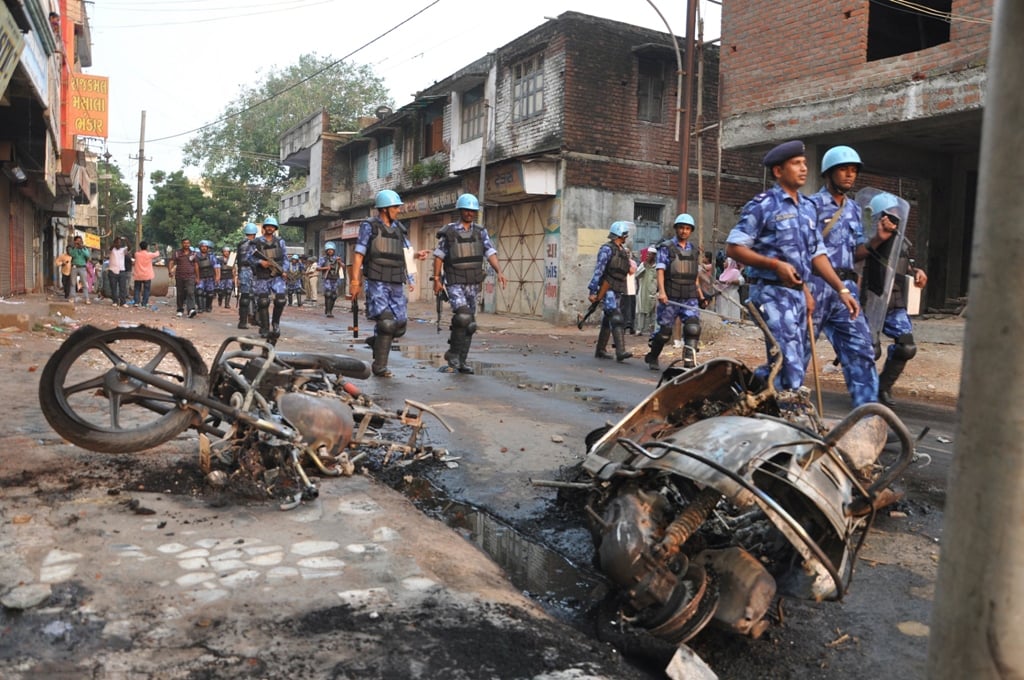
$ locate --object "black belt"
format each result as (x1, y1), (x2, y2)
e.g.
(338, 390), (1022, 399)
(239, 264), (252, 268)
(750, 277), (789, 288)
(834, 268), (858, 281)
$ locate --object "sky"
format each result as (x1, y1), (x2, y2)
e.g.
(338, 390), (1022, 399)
(86, 0), (722, 208)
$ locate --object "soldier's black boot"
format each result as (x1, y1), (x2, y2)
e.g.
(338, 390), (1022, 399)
(257, 305), (270, 338)
(645, 335), (667, 371)
(683, 339), (699, 369)
(878, 359), (906, 408)
(372, 334), (393, 377)
(594, 326), (612, 359)
(325, 295), (335, 318)
(458, 334), (475, 374)
(269, 300), (284, 340)
(612, 324), (633, 362)
(237, 297), (250, 329)
(444, 327), (464, 371)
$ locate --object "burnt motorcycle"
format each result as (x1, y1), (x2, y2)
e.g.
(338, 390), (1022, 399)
(578, 310), (915, 645)
(39, 325), (451, 509)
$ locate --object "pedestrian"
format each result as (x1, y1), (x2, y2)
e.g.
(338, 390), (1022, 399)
(236, 223), (259, 329)
(806, 145), (879, 407)
(858, 192), (928, 407)
(131, 241), (161, 307)
(432, 193), (508, 374)
(588, 221), (635, 362)
(169, 237), (198, 318)
(250, 216), (287, 339)
(725, 140), (858, 392)
(304, 253), (320, 307)
(195, 240), (220, 313)
(216, 246), (237, 308)
(350, 190), (415, 378)
(621, 250), (638, 335)
(85, 258), (98, 299)
(285, 254), (305, 307)
(55, 246), (73, 300)
(68, 235), (91, 304)
(634, 248), (658, 336)
(698, 252), (716, 302)
(107, 237), (129, 306)
(716, 257), (744, 321)
(645, 213), (707, 371)
(317, 242), (344, 318)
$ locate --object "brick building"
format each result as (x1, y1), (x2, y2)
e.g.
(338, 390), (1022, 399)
(720, 0), (992, 311)
(280, 12), (765, 323)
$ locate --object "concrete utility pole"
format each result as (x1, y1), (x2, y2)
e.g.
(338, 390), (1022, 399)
(927, 1), (1024, 677)
(678, 0), (698, 212)
(132, 111), (147, 246)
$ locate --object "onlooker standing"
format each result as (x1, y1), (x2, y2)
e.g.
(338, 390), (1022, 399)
(132, 241), (161, 307)
(55, 246), (73, 300)
(634, 248), (658, 336)
(303, 253), (319, 306)
(621, 250), (638, 335)
(69, 235), (92, 304)
(169, 237), (198, 318)
(107, 237), (129, 306)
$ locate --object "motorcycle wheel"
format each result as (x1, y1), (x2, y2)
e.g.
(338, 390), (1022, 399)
(39, 325), (209, 453)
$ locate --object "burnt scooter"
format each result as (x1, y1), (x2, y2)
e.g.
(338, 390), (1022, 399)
(38, 325), (451, 509)
(578, 306), (915, 644)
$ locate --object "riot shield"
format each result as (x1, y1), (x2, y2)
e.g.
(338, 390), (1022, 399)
(855, 188), (910, 349)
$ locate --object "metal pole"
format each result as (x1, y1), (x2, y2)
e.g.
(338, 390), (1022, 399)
(678, 0), (698, 212)
(928, 1), (1024, 677)
(135, 111), (146, 246)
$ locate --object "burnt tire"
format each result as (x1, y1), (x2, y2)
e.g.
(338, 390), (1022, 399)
(39, 325), (209, 453)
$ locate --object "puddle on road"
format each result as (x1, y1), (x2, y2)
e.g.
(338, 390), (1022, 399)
(391, 475), (603, 622)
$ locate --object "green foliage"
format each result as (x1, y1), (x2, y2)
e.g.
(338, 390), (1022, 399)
(98, 161), (136, 241)
(144, 171), (245, 251)
(182, 53), (392, 220)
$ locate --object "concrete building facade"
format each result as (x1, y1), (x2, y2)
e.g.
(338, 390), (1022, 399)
(279, 12), (766, 323)
(720, 0), (992, 311)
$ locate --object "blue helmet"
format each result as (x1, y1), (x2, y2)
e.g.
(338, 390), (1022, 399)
(868, 192), (900, 218)
(673, 213), (696, 228)
(221, 245), (231, 252)
(262, 216), (279, 228)
(243, 222), (259, 235)
(821, 145), (862, 176)
(324, 241), (337, 252)
(198, 239), (213, 248)
(291, 254), (299, 260)
(456, 193), (480, 211)
(375, 189), (403, 208)
(609, 221), (633, 238)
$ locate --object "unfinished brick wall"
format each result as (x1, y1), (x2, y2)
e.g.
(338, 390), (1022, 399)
(721, 0), (992, 118)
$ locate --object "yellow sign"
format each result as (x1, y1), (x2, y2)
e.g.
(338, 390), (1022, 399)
(578, 228), (610, 255)
(77, 231), (101, 249)
(68, 74), (109, 138)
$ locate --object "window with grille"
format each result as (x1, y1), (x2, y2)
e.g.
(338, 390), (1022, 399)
(461, 86), (485, 142)
(377, 135), (393, 179)
(638, 58), (664, 122)
(512, 54), (544, 122)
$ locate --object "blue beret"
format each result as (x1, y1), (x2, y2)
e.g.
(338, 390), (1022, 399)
(763, 140), (806, 168)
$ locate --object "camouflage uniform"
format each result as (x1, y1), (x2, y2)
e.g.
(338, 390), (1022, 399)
(355, 217), (413, 376)
(250, 233), (287, 338)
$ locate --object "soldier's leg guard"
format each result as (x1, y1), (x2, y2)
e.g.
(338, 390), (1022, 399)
(371, 312), (398, 377)
(295, 292), (303, 308)
(879, 333), (916, 407)
(609, 310), (632, 362)
(270, 294), (286, 339)
(238, 294), (251, 329)
(682, 318), (702, 368)
(645, 326), (673, 371)
(206, 292), (215, 312)
(256, 295), (271, 337)
(459, 313), (478, 374)
(325, 294), (335, 318)
(595, 317), (612, 359)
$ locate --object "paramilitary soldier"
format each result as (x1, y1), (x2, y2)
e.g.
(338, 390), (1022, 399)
(588, 220), (635, 363)
(318, 241), (344, 318)
(217, 246), (237, 308)
(645, 213), (707, 371)
(432, 193), (508, 374)
(350, 190), (415, 378)
(195, 240), (220, 314)
(250, 215), (288, 340)
(236, 222), (259, 329)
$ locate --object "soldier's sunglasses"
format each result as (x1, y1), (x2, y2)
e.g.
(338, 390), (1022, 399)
(882, 213), (900, 227)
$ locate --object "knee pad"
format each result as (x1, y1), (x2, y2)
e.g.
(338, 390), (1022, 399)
(656, 326), (673, 344)
(394, 319), (408, 338)
(893, 333), (917, 361)
(452, 307), (474, 330)
(256, 296), (271, 310)
(274, 293), (286, 306)
(607, 309), (624, 329)
(683, 319), (701, 340)
(376, 311), (398, 336)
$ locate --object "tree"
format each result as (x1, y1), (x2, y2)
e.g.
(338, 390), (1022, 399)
(144, 170), (243, 251)
(97, 160), (135, 244)
(183, 53), (392, 220)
